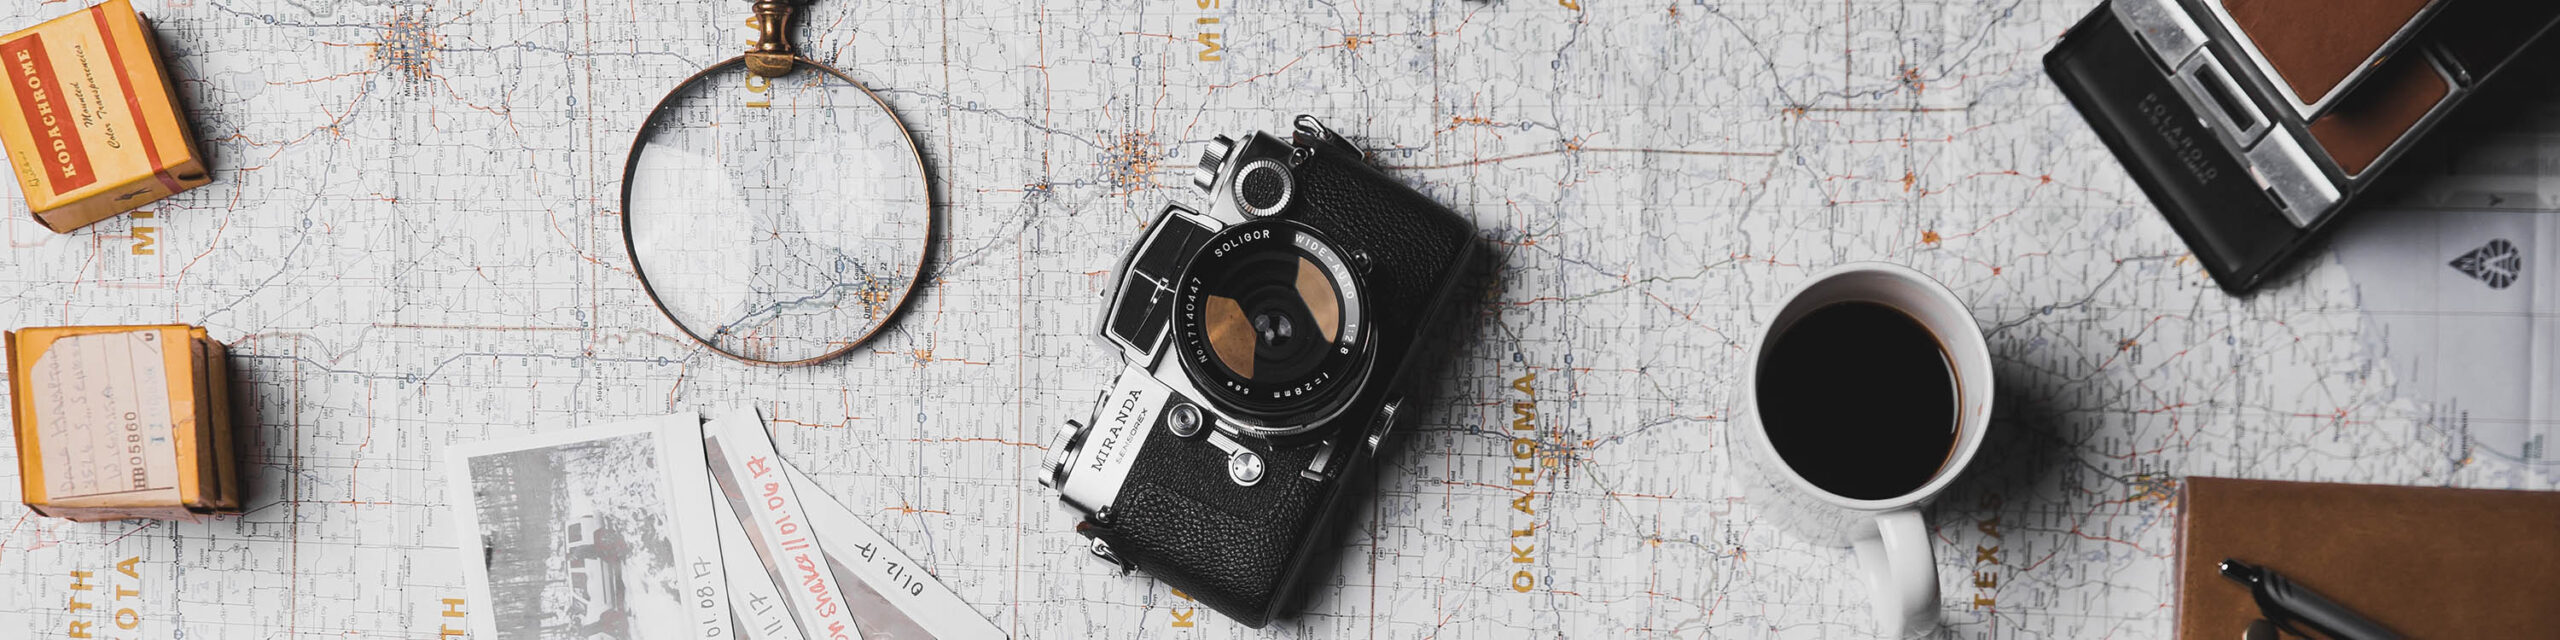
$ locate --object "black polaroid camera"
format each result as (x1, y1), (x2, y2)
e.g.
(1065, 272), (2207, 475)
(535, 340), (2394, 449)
(1040, 116), (1479, 627)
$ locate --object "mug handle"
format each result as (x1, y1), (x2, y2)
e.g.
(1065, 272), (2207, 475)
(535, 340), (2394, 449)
(1851, 508), (1938, 638)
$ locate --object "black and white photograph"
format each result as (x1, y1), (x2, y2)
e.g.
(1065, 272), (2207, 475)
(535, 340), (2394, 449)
(447, 420), (697, 640)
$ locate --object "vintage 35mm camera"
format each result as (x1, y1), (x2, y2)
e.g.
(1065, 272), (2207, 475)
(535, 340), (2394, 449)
(1041, 116), (1480, 627)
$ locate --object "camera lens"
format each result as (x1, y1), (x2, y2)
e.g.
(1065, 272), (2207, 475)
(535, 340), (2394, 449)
(1173, 220), (1369, 432)
(1202, 258), (1336, 382)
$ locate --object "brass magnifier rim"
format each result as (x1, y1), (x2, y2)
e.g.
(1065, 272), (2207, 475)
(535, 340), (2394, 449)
(617, 54), (934, 367)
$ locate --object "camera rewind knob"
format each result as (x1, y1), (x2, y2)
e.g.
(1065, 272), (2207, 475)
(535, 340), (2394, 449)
(1192, 135), (1235, 193)
(1039, 420), (1086, 489)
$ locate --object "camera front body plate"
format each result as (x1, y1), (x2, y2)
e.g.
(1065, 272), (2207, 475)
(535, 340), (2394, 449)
(1095, 130), (1377, 441)
(1055, 364), (1172, 520)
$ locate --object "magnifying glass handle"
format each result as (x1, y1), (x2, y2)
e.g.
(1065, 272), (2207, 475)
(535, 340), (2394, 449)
(746, 0), (798, 77)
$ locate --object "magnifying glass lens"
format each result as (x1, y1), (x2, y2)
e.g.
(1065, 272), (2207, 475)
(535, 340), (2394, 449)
(623, 58), (930, 365)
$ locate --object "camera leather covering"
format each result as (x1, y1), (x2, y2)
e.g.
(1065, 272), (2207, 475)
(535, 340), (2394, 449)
(1285, 147), (1475, 326)
(1093, 418), (1332, 628)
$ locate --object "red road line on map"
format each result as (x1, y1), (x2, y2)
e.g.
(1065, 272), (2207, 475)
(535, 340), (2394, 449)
(1644, 290), (1725, 337)
(288, 339), (302, 636)
(1383, 146), (1777, 171)
(371, 323), (586, 331)
(1608, 491), (1676, 500)
(172, 216), (234, 301)
(0, 513), (28, 562)
(105, 522), (157, 544)
(366, 324), (700, 353)
(771, 416), (864, 430)
(1801, 106), (1970, 113)
(908, 437), (1042, 448)
(265, 69), (378, 86)
(1204, 52), (1310, 91)
(547, 206), (622, 272)
(2068, 504), (2165, 557)
(1004, 5), (1023, 637)
(1447, 480), (1537, 497)
(342, 382), (376, 505)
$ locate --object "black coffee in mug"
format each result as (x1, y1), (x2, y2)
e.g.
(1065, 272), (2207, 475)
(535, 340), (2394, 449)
(1757, 300), (1959, 500)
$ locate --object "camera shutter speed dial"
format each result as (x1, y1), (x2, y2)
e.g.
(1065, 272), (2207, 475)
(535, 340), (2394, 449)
(1233, 159), (1295, 218)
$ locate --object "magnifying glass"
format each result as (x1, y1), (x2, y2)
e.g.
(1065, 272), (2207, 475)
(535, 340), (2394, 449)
(620, 0), (931, 366)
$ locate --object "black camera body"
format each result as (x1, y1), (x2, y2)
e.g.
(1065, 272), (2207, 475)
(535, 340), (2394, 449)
(1041, 116), (1479, 627)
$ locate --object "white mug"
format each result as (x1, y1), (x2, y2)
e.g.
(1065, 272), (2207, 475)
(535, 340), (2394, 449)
(1731, 262), (1994, 639)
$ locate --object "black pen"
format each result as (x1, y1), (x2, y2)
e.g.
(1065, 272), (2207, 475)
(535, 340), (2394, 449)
(2221, 559), (2402, 640)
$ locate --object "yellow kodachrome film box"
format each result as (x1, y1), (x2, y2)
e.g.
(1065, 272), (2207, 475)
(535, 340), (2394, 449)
(0, 0), (209, 233)
(6, 325), (240, 522)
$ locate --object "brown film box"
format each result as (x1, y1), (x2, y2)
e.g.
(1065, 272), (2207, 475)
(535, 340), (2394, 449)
(6, 325), (239, 522)
(0, 0), (210, 233)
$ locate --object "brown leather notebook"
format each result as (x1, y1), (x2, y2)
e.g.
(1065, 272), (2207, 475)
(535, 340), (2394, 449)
(2176, 477), (2560, 638)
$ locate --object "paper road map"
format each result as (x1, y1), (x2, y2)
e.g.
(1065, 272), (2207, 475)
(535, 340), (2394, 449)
(0, 1), (2553, 638)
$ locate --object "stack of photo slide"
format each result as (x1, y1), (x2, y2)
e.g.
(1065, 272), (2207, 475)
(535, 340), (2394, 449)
(445, 406), (1007, 640)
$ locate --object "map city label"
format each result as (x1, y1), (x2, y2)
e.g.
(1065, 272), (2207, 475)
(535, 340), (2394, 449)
(1507, 371), (1540, 593)
(62, 556), (146, 639)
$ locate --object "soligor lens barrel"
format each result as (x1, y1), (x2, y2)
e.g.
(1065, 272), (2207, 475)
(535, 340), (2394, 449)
(1173, 220), (1368, 430)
